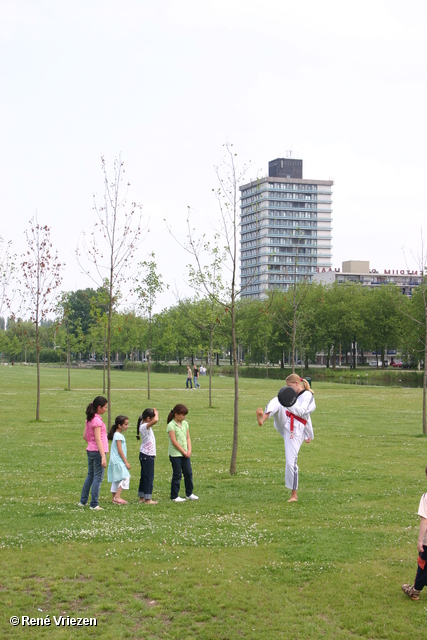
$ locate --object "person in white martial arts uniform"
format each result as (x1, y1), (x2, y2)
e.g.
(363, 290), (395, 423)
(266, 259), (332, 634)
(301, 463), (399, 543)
(256, 373), (316, 502)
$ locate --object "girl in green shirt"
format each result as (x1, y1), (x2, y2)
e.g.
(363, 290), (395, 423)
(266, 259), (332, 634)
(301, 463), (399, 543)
(167, 404), (198, 503)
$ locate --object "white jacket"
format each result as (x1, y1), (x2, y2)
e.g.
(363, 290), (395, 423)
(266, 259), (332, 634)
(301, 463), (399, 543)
(265, 390), (315, 441)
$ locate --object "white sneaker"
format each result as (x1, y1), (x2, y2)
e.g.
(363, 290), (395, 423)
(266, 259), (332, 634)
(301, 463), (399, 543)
(77, 502), (87, 507)
(172, 497), (186, 503)
(89, 505), (104, 511)
(186, 494), (198, 500)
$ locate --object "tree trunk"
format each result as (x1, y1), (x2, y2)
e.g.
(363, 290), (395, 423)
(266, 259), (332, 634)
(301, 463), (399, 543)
(265, 335), (268, 379)
(36, 322), (40, 421)
(107, 276), (113, 429)
(209, 327), (213, 408)
(424, 314), (427, 435)
(103, 326), (106, 394)
(67, 324), (71, 391)
(230, 299), (239, 475)
(147, 311), (151, 400)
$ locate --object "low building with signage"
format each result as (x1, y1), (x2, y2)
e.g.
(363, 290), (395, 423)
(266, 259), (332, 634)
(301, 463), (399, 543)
(313, 260), (423, 296)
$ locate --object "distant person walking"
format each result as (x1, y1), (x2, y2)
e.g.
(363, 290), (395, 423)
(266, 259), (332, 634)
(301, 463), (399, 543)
(256, 373), (315, 502)
(79, 396), (109, 511)
(186, 365), (193, 389)
(167, 403), (198, 502)
(193, 365), (200, 388)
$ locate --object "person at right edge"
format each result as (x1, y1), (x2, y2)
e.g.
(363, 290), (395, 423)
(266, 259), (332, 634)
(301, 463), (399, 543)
(402, 466), (427, 600)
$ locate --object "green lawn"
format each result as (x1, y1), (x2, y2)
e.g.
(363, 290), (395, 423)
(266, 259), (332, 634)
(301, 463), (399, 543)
(0, 365), (426, 639)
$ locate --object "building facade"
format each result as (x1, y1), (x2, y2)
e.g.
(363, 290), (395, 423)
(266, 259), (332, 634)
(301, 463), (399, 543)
(240, 158), (333, 298)
(313, 260), (423, 296)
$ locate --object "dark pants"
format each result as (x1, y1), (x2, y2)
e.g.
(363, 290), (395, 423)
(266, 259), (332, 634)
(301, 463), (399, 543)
(138, 453), (155, 499)
(80, 451), (105, 508)
(414, 546), (427, 591)
(186, 377), (192, 388)
(169, 455), (193, 499)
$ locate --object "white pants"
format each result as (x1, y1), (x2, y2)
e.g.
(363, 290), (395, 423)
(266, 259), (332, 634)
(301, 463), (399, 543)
(283, 429), (305, 491)
(110, 477), (130, 493)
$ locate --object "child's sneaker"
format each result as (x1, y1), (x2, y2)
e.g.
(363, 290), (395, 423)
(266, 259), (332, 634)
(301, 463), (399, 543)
(186, 494), (199, 500)
(401, 584), (420, 600)
(172, 497), (186, 503)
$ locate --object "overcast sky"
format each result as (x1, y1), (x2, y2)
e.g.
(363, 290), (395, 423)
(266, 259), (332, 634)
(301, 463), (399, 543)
(1, 0), (426, 313)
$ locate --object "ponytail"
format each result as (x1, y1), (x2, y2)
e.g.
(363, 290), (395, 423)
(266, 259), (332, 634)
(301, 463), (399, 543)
(86, 395), (108, 421)
(108, 415), (128, 441)
(167, 403), (188, 424)
(136, 408), (155, 439)
(285, 373), (313, 394)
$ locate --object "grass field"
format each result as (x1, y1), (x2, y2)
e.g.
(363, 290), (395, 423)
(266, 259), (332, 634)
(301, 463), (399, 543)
(0, 365), (426, 639)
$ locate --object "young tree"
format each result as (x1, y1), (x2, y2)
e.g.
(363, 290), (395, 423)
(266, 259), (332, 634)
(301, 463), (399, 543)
(399, 238), (427, 435)
(152, 306), (177, 371)
(66, 287), (98, 335)
(177, 295), (225, 406)
(0, 236), (17, 321)
(88, 285), (111, 393)
(364, 286), (403, 368)
(179, 233), (227, 405)
(134, 253), (168, 399)
(268, 277), (312, 373)
(169, 144), (257, 474)
(57, 293), (86, 390)
(76, 156), (144, 426)
(21, 218), (63, 419)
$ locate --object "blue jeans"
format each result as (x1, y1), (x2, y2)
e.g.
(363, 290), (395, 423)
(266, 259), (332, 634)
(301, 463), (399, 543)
(169, 455), (193, 499)
(138, 453), (155, 500)
(80, 451), (105, 508)
(186, 377), (192, 388)
(194, 376), (200, 388)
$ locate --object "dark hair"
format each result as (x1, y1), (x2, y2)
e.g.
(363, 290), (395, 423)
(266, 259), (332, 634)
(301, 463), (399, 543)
(136, 408), (155, 439)
(86, 396), (108, 421)
(108, 415), (128, 441)
(167, 403), (188, 424)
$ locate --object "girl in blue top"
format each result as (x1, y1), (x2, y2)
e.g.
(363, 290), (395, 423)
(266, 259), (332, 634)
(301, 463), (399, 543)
(107, 415), (131, 505)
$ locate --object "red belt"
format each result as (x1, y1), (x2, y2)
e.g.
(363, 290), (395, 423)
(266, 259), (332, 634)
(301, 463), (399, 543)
(286, 411), (307, 439)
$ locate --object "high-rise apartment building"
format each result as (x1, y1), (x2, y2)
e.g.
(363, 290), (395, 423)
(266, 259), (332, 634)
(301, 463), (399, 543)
(240, 158), (333, 298)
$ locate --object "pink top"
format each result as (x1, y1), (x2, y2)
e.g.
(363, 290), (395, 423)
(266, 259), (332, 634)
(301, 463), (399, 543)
(85, 414), (109, 453)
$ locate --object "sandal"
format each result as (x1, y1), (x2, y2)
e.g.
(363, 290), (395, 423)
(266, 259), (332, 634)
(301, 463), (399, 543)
(401, 584), (420, 600)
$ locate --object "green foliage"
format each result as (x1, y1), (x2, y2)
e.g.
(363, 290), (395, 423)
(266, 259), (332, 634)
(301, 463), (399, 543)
(37, 347), (61, 363)
(65, 288), (98, 336)
(0, 367), (426, 638)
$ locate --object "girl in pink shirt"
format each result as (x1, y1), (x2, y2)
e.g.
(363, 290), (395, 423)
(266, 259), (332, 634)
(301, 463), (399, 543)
(79, 396), (108, 511)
